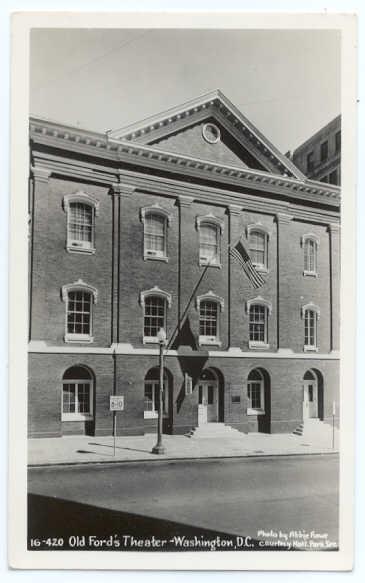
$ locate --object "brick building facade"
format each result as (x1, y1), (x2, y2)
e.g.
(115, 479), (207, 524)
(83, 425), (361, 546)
(292, 116), (341, 185)
(28, 90), (340, 438)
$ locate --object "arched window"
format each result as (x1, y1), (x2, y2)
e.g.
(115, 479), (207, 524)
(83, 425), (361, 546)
(197, 291), (224, 346)
(62, 365), (93, 420)
(144, 368), (169, 419)
(196, 215), (224, 266)
(247, 369), (265, 414)
(248, 226), (269, 270)
(140, 287), (172, 343)
(62, 280), (98, 343)
(63, 192), (99, 254)
(302, 303), (320, 351)
(247, 297), (272, 348)
(140, 205), (171, 261)
(302, 234), (319, 276)
(200, 223), (219, 264)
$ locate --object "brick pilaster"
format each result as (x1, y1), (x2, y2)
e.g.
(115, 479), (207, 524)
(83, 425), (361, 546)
(276, 212), (293, 350)
(328, 222), (340, 351)
(29, 166), (52, 340)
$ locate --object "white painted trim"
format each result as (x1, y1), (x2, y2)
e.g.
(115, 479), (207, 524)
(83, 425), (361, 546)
(196, 213), (225, 234)
(246, 222), (271, 240)
(140, 204), (172, 226)
(140, 286), (172, 309)
(301, 302), (321, 320)
(63, 191), (100, 216)
(246, 296), (272, 315)
(301, 233), (320, 247)
(28, 341), (340, 360)
(196, 290), (224, 311)
(202, 122), (221, 144)
(61, 279), (98, 304)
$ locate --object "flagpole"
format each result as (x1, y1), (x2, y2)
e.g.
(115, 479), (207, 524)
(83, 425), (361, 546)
(166, 256), (213, 350)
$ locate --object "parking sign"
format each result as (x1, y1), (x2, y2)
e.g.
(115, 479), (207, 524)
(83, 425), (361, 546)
(110, 395), (124, 411)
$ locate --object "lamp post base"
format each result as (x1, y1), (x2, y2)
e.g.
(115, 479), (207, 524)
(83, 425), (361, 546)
(151, 443), (166, 455)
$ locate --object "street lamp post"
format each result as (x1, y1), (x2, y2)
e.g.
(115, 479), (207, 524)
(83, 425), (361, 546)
(152, 327), (167, 455)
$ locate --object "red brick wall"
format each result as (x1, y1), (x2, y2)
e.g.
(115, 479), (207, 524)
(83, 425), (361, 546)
(30, 177), (113, 346)
(30, 173), (335, 354)
(28, 352), (339, 438)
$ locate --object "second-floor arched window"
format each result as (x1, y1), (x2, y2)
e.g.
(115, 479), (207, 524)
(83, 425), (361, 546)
(247, 225), (269, 271)
(302, 234), (319, 276)
(63, 192), (99, 254)
(140, 205), (171, 261)
(196, 215), (224, 267)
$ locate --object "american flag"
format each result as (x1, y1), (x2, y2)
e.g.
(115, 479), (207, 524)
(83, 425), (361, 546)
(229, 239), (265, 289)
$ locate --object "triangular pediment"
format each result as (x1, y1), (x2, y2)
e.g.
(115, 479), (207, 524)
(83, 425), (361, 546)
(110, 90), (305, 179)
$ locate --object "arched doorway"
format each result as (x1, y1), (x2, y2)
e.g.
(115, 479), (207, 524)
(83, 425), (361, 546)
(247, 367), (271, 433)
(144, 367), (173, 433)
(303, 369), (324, 420)
(62, 365), (95, 435)
(197, 368), (221, 425)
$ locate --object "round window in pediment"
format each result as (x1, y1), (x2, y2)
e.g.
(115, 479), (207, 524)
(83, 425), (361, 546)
(202, 123), (221, 144)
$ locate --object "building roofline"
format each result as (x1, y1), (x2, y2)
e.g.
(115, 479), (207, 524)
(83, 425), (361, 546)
(108, 89), (307, 181)
(293, 114), (341, 155)
(29, 115), (340, 206)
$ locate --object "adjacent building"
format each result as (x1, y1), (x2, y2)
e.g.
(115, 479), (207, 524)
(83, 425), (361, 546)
(292, 115), (341, 185)
(28, 90), (340, 438)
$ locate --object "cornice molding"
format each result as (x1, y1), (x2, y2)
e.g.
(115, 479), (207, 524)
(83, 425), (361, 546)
(29, 117), (341, 207)
(178, 195), (194, 208)
(112, 183), (136, 197)
(28, 151), (340, 225)
(328, 222), (341, 234)
(109, 90), (304, 180)
(227, 204), (242, 216)
(276, 212), (293, 225)
(31, 165), (52, 183)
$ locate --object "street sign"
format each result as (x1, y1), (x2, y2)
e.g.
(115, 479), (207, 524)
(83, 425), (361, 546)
(110, 395), (124, 411)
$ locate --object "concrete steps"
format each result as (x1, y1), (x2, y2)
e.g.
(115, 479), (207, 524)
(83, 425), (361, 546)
(186, 423), (245, 439)
(293, 418), (338, 446)
(293, 423), (304, 436)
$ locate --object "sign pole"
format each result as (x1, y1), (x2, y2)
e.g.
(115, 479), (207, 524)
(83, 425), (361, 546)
(110, 395), (124, 456)
(332, 401), (336, 449)
(113, 410), (116, 456)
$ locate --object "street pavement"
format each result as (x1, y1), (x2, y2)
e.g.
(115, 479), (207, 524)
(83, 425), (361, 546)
(28, 454), (339, 551)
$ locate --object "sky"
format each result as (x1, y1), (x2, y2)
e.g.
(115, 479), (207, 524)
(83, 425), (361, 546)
(30, 28), (341, 154)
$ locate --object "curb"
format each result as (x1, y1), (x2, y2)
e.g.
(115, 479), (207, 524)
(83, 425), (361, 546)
(28, 450), (339, 469)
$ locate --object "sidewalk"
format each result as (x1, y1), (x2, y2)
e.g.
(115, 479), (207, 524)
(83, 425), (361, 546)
(28, 430), (339, 467)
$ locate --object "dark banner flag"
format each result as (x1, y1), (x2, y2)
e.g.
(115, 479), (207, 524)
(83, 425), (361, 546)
(229, 239), (265, 289)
